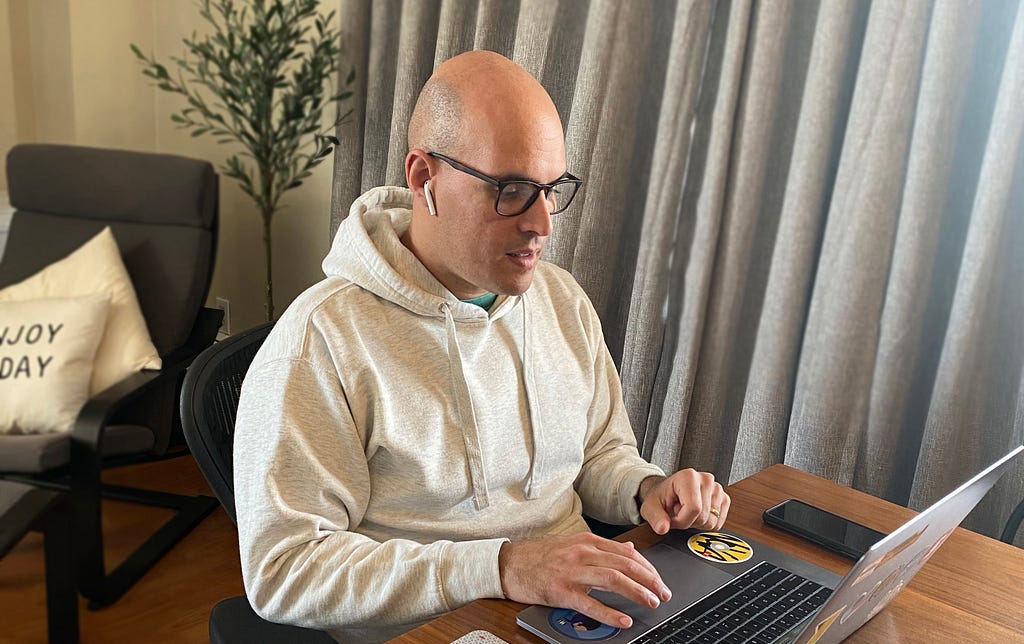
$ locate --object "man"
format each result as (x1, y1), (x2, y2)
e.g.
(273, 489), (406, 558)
(234, 50), (731, 643)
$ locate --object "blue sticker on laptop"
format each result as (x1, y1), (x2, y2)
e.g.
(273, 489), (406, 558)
(548, 608), (620, 640)
(686, 532), (753, 564)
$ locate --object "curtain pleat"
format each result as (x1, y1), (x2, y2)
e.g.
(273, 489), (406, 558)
(331, 0), (1024, 542)
(385, 2), (440, 184)
(560, 2), (661, 333)
(911, 0), (1024, 532)
(436, 0), (483, 63)
(787, 0), (934, 484)
(857, 0), (984, 503)
(514, 0), (591, 128)
(621, 0), (716, 444)
(644, 0), (752, 472)
(473, 0), (520, 55)
(731, 0), (869, 482)
(680, 0), (823, 478)
(331, 0), (371, 225)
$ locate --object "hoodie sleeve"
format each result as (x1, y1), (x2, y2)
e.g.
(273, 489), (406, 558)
(573, 307), (665, 526)
(233, 349), (507, 632)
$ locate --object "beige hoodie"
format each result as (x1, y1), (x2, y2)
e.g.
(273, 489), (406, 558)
(233, 187), (664, 642)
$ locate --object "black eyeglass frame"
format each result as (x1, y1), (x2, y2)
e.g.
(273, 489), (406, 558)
(427, 152), (583, 216)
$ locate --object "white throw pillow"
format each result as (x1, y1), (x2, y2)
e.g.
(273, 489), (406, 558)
(0, 294), (110, 434)
(0, 227), (161, 394)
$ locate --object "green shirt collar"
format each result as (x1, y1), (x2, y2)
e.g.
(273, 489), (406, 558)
(461, 292), (498, 310)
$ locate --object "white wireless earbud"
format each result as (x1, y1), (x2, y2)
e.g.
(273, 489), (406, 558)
(423, 180), (437, 216)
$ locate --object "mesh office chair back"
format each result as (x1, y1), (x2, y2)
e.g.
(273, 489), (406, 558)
(180, 321), (275, 525)
(180, 321), (334, 644)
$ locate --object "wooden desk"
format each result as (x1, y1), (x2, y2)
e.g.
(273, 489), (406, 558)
(394, 464), (1024, 643)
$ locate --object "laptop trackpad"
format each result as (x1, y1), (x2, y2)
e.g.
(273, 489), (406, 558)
(590, 544), (733, 628)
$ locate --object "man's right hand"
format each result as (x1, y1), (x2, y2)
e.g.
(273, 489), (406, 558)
(497, 533), (672, 628)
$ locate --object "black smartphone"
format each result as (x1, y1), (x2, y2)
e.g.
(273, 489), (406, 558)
(762, 498), (885, 560)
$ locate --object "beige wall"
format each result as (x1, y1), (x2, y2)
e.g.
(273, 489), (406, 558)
(68, 0), (157, 150)
(0, 1), (16, 187)
(0, 0), (336, 331)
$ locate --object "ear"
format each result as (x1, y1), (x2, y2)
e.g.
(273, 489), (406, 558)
(405, 149), (434, 213)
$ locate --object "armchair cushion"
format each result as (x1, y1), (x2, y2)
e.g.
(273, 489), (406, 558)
(0, 425), (156, 472)
(0, 227), (161, 393)
(0, 294), (110, 434)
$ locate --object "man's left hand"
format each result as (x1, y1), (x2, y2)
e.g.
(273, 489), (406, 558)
(638, 469), (731, 535)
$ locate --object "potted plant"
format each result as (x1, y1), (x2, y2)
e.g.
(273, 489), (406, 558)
(133, 0), (355, 320)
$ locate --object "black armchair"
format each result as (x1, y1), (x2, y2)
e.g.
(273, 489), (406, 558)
(0, 143), (223, 607)
(0, 483), (77, 643)
(181, 321), (334, 643)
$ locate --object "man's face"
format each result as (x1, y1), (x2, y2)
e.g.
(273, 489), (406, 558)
(427, 115), (567, 299)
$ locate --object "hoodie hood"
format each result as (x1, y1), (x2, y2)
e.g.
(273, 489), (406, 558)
(323, 186), (540, 509)
(323, 186), (518, 322)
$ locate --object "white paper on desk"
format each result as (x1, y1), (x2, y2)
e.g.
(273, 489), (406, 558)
(449, 629), (510, 644)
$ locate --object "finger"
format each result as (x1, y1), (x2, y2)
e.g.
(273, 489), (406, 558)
(695, 480), (723, 530)
(698, 474), (715, 526)
(580, 536), (665, 588)
(579, 562), (665, 611)
(696, 512), (718, 532)
(713, 491), (732, 531)
(641, 492), (673, 535)
(591, 538), (660, 578)
(701, 485), (725, 531)
(579, 539), (665, 590)
(572, 590), (635, 629)
(667, 474), (702, 529)
(638, 551), (673, 602)
(588, 543), (672, 601)
(616, 541), (662, 580)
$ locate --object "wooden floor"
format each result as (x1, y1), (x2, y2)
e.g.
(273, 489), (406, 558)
(0, 456), (245, 643)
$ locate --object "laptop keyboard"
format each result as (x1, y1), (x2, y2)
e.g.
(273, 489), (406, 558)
(631, 561), (833, 644)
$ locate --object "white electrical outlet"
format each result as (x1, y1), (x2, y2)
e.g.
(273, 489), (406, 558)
(215, 297), (231, 338)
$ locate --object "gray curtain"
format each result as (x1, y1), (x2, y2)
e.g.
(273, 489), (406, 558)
(331, 0), (1024, 543)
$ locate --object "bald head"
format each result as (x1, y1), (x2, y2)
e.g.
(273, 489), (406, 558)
(408, 50), (562, 157)
(401, 51), (569, 300)
(407, 76), (462, 154)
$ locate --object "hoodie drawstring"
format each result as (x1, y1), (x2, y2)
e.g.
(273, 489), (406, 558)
(520, 292), (543, 500)
(441, 298), (543, 509)
(441, 302), (491, 510)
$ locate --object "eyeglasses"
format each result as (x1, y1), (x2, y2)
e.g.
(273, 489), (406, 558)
(428, 152), (583, 217)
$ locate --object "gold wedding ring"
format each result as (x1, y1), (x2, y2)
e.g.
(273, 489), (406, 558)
(709, 507), (721, 518)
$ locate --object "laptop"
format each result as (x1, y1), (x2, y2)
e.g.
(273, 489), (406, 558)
(517, 445), (1023, 644)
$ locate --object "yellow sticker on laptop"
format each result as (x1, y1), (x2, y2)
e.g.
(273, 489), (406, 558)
(687, 532), (753, 563)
